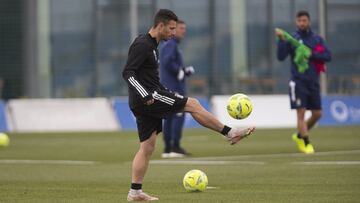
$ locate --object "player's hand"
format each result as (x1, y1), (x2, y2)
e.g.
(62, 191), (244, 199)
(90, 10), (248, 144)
(145, 98), (154, 105)
(184, 66), (195, 76)
(275, 28), (285, 41)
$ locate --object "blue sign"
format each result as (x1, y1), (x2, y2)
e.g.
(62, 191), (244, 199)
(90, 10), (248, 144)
(319, 96), (360, 126)
(112, 97), (137, 130)
(0, 100), (8, 132)
(112, 97), (210, 130)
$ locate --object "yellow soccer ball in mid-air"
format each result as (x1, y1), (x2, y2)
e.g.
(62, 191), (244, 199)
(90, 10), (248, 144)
(0, 133), (10, 148)
(183, 169), (208, 192)
(227, 93), (253, 120)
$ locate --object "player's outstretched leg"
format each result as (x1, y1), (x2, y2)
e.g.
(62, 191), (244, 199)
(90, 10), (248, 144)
(184, 97), (255, 144)
(128, 132), (159, 201)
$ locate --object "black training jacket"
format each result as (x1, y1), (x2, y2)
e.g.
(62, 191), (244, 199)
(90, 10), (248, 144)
(122, 33), (166, 107)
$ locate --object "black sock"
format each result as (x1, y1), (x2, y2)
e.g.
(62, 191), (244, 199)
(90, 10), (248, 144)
(297, 133), (302, 139)
(131, 183), (142, 190)
(303, 136), (310, 146)
(221, 125), (232, 136)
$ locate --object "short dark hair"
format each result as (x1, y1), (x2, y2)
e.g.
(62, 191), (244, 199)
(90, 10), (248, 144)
(177, 19), (185, 25)
(296, 10), (310, 19)
(153, 9), (178, 27)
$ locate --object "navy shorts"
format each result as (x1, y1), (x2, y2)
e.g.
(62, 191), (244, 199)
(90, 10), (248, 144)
(288, 79), (321, 110)
(130, 90), (188, 142)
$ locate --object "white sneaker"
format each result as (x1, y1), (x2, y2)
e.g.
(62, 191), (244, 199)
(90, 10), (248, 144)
(227, 127), (256, 145)
(162, 147), (189, 158)
(161, 153), (171, 158)
(127, 190), (159, 201)
(169, 152), (185, 158)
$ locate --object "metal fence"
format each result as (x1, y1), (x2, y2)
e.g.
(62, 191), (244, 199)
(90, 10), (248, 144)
(1, 0), (359, 99)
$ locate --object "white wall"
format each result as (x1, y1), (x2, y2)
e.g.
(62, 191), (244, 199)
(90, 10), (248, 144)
(211, 95), (311, 128)
(7, 98), (119, 132)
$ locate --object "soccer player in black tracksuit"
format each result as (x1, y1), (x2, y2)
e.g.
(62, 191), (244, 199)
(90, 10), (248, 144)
(123, 9), (255, 201)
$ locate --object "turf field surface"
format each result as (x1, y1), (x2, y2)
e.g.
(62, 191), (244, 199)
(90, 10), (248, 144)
(0, 126), (359, 203)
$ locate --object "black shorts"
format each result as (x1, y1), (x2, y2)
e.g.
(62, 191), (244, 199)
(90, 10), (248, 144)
(288, 79), (321, 110)
(130, 90), (188, 142)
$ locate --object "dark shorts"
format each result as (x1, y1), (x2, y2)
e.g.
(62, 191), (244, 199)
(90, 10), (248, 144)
(288, 79), (321, 110)
(130, 90), (188, 142)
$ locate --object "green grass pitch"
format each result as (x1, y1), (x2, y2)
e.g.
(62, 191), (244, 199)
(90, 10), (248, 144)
(0, 126), (359, 202)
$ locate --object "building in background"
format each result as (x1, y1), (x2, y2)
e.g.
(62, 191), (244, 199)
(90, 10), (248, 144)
(0, 0), (359, 99)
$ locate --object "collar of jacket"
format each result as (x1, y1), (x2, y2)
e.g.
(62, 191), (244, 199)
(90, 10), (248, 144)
(171, 37), (181, 43)
(146, 33), (159, 47)
(296, 28), (313, 38)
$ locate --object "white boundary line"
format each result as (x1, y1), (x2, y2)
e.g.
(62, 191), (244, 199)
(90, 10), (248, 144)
(2, 150), (359, 166)
(0, 159), (97, 165)
(293, 161), (360, 165)
(186, 149), (360, 160)
(206, 186), (219, 190)
(148, 150), (360, 166)
(150, 160), (265, 165)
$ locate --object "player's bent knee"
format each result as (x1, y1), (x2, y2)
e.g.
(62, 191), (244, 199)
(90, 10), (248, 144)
(141, 144), (155, 155)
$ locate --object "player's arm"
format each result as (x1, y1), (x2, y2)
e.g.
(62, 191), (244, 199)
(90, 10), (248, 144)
(161, 42), (194, 80)
(122, 42), (153, 104)
(275, 29), (291, 61)
(310, 37), (332, 62)
(161, 42), (181, 75)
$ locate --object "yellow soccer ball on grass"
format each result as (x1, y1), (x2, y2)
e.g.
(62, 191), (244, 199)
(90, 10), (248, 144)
(227, 93), (253, 119)
(183, 169), (208, 192)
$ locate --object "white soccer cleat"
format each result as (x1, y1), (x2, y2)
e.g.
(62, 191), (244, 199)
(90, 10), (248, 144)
(227, 127), (256, 145)
(127, 190), (159, 201)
